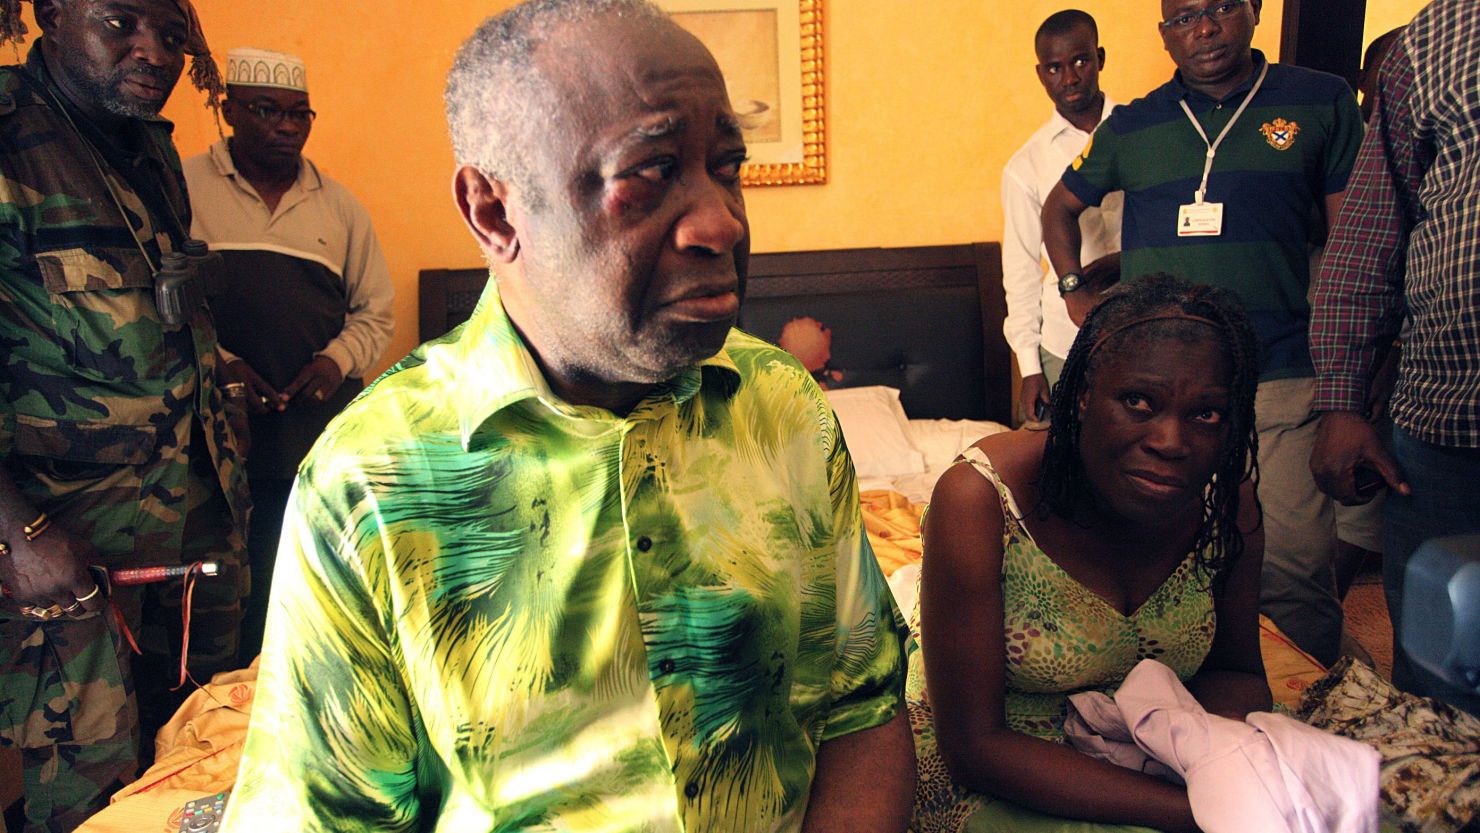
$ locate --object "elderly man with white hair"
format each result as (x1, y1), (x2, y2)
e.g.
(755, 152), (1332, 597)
(219, 2), (914, 831)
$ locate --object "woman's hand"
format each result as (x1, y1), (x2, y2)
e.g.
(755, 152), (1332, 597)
(1186, 477), (1274, 719)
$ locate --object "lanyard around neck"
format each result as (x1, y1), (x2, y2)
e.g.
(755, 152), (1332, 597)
(1178, 61), (1269, 204)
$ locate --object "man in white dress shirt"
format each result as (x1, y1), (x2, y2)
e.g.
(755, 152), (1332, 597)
(1001, 9), (1121, 423)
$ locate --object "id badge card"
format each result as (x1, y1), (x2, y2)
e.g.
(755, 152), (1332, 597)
(1178, 201), (1224, 237)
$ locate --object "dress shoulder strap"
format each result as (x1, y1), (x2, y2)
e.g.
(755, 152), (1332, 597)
(955, 445), (1028, 523)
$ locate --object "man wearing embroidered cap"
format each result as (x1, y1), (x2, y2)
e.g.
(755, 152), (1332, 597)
(184, 47), (393, 664)
(0, 0), (249, 829)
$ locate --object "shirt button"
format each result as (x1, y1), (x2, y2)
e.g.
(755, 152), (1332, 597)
(658, 659), (676, 675)
(684, 781), (700, 799)
(636, 536), (653, 552)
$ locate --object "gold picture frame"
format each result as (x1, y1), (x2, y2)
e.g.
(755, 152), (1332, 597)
(661, 0), (826, 186)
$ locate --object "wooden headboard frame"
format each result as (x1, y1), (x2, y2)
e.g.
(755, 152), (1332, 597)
(418, 241), (1010, 424)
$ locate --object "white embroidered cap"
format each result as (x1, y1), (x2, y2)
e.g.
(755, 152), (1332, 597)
(225, 48), (308, 93)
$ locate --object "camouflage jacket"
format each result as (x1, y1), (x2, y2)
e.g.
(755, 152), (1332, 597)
(0, 45), (248, 568)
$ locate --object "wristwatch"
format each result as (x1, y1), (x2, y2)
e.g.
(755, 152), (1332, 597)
(1057, 270), (1085, 295)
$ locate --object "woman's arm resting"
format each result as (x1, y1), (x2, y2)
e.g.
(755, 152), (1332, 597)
(1186, 477), (1274, 719)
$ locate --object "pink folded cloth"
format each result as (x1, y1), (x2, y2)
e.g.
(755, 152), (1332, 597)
(1061, 690), (1183, 784)
(1065, 659), (1381, 833)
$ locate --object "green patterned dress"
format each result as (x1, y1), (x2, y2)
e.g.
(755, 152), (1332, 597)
(906, 447), (1216, 833)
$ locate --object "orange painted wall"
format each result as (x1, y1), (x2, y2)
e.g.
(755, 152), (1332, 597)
(19, 1), (1294, 377)
(1365, 0), (1426, 46)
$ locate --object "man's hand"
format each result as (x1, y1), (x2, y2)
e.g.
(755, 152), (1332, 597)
(1065, 251), (1123, 327)
(1020, 373), (1050, 425)
(225, 400), (252, 459)
(1310, 410), (1411, 505)
(801, 709), (914, 833)
(1064, 289), (1104, 327)
(1367, 343), (1401, 424)
(223, 358), (284, 414)
(282, 355), (344, 406)
(0, 522), (108, 617)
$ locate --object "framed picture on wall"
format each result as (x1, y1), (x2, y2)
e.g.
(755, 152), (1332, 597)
(659, 0), (826, 186)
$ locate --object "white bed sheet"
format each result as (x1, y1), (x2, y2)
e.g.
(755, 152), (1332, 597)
(855, 416), (1007, 615)
(856, 417), (1008, 504)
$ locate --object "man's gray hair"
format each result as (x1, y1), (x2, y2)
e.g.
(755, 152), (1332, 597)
(445, 0), (668, 199)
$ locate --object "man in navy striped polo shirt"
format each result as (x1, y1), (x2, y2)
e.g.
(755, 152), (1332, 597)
(1039, 0), (1367, 666)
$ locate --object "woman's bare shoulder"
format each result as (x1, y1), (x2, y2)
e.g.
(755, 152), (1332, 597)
(964, 429), (1047, 498)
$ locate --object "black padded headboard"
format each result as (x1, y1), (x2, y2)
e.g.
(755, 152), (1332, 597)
(740, 243), (1007, 423)
(417, 241), (1009, 424)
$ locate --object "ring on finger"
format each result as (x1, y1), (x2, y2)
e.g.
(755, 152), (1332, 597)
(61, 600), (82, 614)
(75, 584), (102, 603)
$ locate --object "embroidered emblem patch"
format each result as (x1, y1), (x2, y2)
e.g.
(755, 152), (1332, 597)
(1260, 118), (1300, 151)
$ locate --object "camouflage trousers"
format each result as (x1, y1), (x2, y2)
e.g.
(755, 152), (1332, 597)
(0, 450), (246, 833)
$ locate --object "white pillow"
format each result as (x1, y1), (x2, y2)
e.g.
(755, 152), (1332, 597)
(907, 418), (1011, 472)
(824, 386), (926, 478)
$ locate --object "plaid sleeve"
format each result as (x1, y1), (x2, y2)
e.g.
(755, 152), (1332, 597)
(1060, 120), (1119, 208)
(1311, 38), (1423, 413)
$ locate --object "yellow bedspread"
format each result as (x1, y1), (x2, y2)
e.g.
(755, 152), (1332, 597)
(76, 662), (257, 833)
(861, 488), (925, 577)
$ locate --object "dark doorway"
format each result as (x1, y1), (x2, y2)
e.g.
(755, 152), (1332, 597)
(1280, 0), (1368, 90)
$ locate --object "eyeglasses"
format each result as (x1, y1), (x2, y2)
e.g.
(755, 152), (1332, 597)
(1160, 0), (1249, 31)
(239, 102), (317, 126)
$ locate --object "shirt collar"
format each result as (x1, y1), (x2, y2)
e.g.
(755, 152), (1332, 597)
(434, 274), (741, 449)
(1046, 93), (1119, 140)
(208, 137), (321, 192)
(1170, 49), (1271, 104)
(23, 42), (188, 243)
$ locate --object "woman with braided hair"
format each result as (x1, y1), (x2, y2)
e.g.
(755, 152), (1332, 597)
(906, 274), (1271, 833)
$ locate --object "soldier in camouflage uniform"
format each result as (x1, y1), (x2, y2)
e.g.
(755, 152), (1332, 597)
(0, 1), (249, 830)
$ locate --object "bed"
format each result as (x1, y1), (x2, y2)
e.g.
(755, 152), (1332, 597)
(74, 242), (1338, 832)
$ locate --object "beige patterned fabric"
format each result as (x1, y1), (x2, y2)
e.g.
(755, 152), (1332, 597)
(1299, 657), (1480, 833)
(224, 48), (306, 92)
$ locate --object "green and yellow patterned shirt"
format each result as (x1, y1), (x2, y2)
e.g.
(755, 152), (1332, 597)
(223, 277), (907, 833)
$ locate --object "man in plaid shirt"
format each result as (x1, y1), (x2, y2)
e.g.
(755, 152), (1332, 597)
(1310, 0), (1480, 715)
